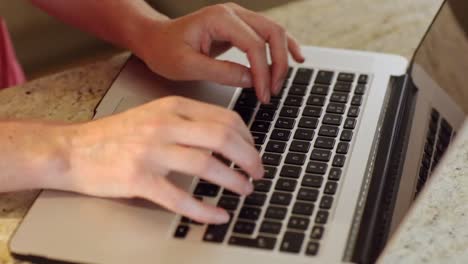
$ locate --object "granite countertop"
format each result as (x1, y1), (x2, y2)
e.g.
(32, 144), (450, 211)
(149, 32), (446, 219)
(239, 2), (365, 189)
(2, 0), (467, 263)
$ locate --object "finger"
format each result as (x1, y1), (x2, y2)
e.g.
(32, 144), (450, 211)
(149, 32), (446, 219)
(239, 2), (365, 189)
(227, 6), (289, 95)
(162, 145), (255, 194)
(162, 97), (254, 145)
(210, 11), (271, 103)
(168, 120), (263, 179)
(287, 33), (305, 63)
(141, 176), (230, 224)
(187, 51), (253, 88)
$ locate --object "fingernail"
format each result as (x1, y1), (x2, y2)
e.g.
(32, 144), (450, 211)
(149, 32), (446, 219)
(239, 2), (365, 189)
(216, 211), (230, 223)
(241, 72), (252, 87)
(263, 90), (270, 103)
(244, 182), (254, 194)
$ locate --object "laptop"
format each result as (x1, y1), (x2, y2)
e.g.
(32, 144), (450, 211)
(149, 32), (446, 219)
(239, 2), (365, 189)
(9, 0), (468, 263)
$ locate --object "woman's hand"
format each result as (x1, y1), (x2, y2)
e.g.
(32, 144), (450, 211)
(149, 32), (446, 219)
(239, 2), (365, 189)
(132, 3), (305, 103)
(53, 96), (263, 224)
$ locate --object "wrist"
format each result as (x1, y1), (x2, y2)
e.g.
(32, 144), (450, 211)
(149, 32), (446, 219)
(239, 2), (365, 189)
(125, 12), (170, 58)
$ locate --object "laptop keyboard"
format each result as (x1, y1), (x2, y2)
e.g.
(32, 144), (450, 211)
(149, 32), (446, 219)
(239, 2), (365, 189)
(173, 67), (370, 256)
(415, 109), (454, 195)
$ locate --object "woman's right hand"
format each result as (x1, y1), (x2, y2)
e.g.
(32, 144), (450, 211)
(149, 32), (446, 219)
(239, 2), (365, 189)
(54, 96), (263, 224)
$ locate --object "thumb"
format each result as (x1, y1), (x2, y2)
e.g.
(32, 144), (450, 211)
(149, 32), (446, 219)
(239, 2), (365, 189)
(188, 52), (253, 88)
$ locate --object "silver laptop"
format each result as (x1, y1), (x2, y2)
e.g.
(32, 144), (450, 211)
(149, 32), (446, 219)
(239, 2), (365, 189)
(9, 0), (468, 263)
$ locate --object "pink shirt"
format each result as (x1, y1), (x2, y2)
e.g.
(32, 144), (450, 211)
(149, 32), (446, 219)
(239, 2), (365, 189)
(0, 18), (25, 89)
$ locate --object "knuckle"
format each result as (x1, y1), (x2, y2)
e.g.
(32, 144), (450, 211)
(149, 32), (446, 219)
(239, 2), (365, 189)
(194, 152), (216, 175)
(210, 4), (233, 16)
(162, 96), (185, 110)
(274, 24), (286, 35)
(226, 111), (243, 127)
(215, 126), (234, 149)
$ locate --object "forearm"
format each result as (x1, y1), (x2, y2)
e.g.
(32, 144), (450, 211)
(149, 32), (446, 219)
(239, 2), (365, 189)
(30, 0), (169, 53)
(0, 120), (70, 192)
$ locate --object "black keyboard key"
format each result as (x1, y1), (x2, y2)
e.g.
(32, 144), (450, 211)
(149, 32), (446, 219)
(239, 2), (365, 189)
(303, 106), (323, 117)
(348, 106), (360, 117)
(293, 68), (313, 85)
(310, 149), (332, 162)
(255, 145), (262, 152)
(262, 153), (282, 166)
(275, 178), (298, 192)
(233, 221), (256, 235)
(302, 174), (324, 188)
(318, 125), (339, 137)
(326, 103), (346, 114)
(320, 195), (334, 209)
(270, 129), (291, 141)
(280, 232), (305, 253)
(306, 242), (320, 256)
(239, 206), (261, 220)
(314, 137), (336, 149)
(204, 223), (231, 243)
(292, 202), (314, 216)
(276, 118), (295, 129)
(332, 155), (346, 168)
(337, 72), (355, 83)
(174, 225), (190, 238)
(288, 216), (310, 230)
(323, 114), (342, 126)
(260, 221), (282, 235)
(229, 236), (276, 250)
(328, 168), (342, 181)
(344, 118), (356, 129)
(336, 142), (349, 154)
(298, 117), (319, 129)
(284, 96), (304, 107)
(355, 84), (366, 95)
(280, 165), (302, 179)
(265, 206), (287, 220)
(310, 85), (329, 95)
(441, 118), (453, 136)
(297, 187), (319, 202)
(194, 182), (220, 197)
(315, 210), (329, 224)
(280, 106), (300, 118)
(236, 93), (257, 108)
(324, 181), (338, 195)
(234, 106), (254, 124)
(306, 162), (328, 175)
(330, 92), (349, 103)
(260, 99), (280, 110)
(266, 141), (287, 153)
(340, 130), (353, 142)
(253, 179), (272, 193)
(255, 109), (276, 121)
(252, 132), (266, 145)
(315, 70), (334, 85)
(289, 140), (311, 153)
(307, 95), (326, 106)
(294, 128), (315, 141)
(351, 95), (363, 106)
(289, 85), (308, 96)
(334, 82), (352, 93)
(217, 196), (240, 211)
(264, 166), (277, 179)
(245, 192), (267, 206)
(424, 141), (434, 155)
(270, 192), (292, 205)
(251, 121), (271, 133)
(310, 226), (324, 240)
(358, 74), (368, 84)
(223, 189), (240, 197)
(285, 152), (306, 165)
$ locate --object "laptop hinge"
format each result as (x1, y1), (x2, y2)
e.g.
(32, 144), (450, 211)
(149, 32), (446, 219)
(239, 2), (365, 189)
(349, 74), (417, 264)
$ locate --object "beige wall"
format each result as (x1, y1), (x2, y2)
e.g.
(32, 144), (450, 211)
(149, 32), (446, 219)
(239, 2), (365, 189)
(2, 0), (295, 79)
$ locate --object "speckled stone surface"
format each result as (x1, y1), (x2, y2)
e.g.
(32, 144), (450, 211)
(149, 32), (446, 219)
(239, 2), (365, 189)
(3, 0), (467, 263)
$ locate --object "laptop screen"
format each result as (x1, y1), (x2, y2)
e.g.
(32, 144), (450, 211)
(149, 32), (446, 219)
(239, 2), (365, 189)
(410, 0), (468, 114)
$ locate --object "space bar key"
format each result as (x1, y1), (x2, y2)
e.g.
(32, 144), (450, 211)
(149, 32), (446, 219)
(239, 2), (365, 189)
(228, 236), (276, 250)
